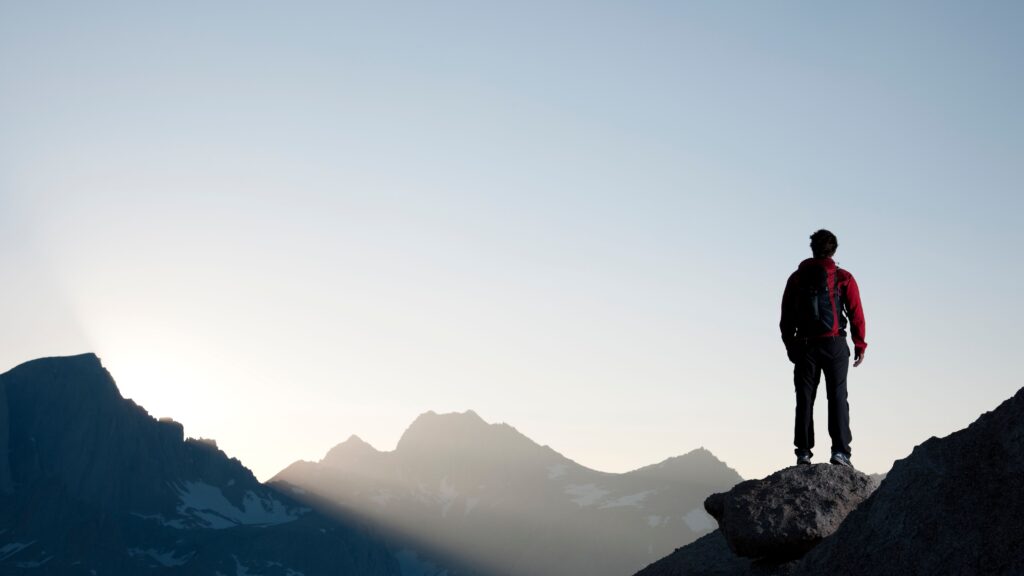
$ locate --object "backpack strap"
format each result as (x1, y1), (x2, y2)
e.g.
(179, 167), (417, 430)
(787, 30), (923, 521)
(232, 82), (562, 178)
(834, 268), (842, 314)
(834, 267), (848, 330)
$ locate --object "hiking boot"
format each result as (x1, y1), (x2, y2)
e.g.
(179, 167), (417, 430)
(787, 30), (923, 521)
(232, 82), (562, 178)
(796, 450), (812, 466)
(830, 452), (854, 468)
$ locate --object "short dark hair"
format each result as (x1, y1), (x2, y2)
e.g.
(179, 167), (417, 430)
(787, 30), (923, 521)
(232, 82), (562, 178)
(810, 229), (838, 258)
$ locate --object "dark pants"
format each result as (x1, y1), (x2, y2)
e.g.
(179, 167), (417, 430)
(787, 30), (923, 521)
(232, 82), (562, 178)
(790, 336), (852, 457)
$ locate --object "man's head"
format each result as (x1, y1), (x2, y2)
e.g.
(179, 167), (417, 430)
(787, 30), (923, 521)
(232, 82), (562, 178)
(810, 229), (838, 258)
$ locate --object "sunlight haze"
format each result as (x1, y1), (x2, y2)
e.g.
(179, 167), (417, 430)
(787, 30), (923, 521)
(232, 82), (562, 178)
(2, 1), (1022, 482)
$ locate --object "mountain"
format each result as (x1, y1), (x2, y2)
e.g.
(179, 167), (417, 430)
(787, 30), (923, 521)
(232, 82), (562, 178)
(0, 353), (400, 575)
(271, 409), (743, 576)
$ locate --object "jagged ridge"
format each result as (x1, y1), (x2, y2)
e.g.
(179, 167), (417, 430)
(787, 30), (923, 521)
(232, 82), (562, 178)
(273, 410), (743, 576)
(0, 353), (399, 575)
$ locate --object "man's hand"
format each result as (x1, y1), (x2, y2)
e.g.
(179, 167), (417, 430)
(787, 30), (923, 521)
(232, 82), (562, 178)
(853, 349), (865, 367)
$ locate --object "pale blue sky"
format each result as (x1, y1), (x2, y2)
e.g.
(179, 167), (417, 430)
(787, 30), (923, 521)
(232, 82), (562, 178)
(1, 1), (1021, 480)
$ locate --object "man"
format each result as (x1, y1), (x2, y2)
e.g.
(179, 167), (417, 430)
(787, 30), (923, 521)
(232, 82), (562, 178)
(780, 229), (867, 468)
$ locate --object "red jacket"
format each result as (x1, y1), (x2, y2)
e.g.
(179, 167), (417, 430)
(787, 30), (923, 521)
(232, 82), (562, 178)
(780, 257), (867, 354)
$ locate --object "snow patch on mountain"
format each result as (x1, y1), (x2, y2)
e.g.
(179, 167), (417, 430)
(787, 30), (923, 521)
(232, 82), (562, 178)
(130, 512), (179, 527)
(438, 477), (460, 517)
(413, 481), (433, 504)
(647, 515), (668, 528)
(464, 496), (480, 516)
(233, 555), (254, 576)
(565, 483), (611, 506)
(14, 556), (52, 568)
(0, 541), (34, 562)
(600, 490), (654, 509)
(395, 545), (448, 573)
(128, 547), (194, 567)
(547, 463), (568, 479)
(682, 507), (717, 532)
(174, 481), (304, 529)
(265, 560), (306, 575)
(396, 548), (450, 576)
(371, 489), (395, 506)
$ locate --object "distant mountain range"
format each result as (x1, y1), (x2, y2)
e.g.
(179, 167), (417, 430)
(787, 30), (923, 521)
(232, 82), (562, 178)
(6, 352), (1016, 576)
(272, 409), (743, 576)
(0, 354), (399, 575)
(0, 353), (743, 576)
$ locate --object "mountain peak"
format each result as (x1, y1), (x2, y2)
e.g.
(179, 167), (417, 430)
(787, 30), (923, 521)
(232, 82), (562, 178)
(322, 434), (380, 467)
(344, 433), (370, 445)
(7, 352), (104, 374)
(2, 352), (121, 405)
(401, 409), (492, 439)
(413, 409), (486, 424)
(627, 447), (742, 486)
(395, 409), (535, 456)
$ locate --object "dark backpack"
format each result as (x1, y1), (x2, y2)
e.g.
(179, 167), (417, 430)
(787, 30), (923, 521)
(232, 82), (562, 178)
(796, 265), (847, 335)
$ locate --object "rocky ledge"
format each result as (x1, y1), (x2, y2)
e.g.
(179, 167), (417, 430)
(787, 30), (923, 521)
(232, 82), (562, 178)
(637, 386), (1024, 576)
(636, 464), (876, 576)
(705, 464), (877, 560)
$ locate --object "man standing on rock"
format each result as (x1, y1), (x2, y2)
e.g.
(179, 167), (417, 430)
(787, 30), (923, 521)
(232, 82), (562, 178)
(780, 229), (867, 468)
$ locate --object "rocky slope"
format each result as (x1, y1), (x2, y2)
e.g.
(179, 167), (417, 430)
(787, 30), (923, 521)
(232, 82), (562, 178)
(272, 410), (742, 576)
(795, 386), (1024, 576)
(0, 353), (399, 575)
(636, 386), (1024, 575)
(633, 530), (750, 576)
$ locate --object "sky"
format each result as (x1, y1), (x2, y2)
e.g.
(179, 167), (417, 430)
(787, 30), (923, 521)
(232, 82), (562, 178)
(1, 1), (1021, 482)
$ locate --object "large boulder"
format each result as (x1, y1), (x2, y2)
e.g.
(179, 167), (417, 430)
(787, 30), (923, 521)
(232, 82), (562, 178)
(796, 387), (1024, 576)
(704, 464), (878, 560)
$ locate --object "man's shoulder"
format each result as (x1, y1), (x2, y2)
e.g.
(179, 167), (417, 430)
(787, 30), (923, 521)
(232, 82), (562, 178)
(836, 267), (857, 283)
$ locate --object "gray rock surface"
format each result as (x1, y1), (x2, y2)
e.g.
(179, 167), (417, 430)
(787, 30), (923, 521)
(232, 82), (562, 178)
(796, 386), (1024, 576)
(639, 387), (1024, 576)
(633, 531), (752, 576)
(704, 464), (878, 560)
(632, 530), (801, 576)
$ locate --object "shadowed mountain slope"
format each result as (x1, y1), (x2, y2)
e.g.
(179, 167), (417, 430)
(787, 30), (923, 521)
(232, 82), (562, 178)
(634, 530), (753, 576)
(272, 410), (742, 576)
(0, 353), (399, 575)
(636, 386), (1024, 575)
(795, 385), (1024, 575)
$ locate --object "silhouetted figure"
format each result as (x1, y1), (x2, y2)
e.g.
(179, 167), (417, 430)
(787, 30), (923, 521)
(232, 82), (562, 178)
(780, 230), (867, 468)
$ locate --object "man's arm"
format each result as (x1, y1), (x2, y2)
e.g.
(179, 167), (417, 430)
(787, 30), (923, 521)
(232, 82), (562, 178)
(845, 274), (867, 366)
(780, 272), (798, 348)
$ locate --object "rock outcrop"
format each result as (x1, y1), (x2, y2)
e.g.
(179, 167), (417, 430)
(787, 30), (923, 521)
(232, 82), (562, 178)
(704, 464), (878, 560)
(634, 530), (752, 576)
(638, 386), (1024, 576)
(632, 463), (876, 575)
(795, 386), (1024, 576)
